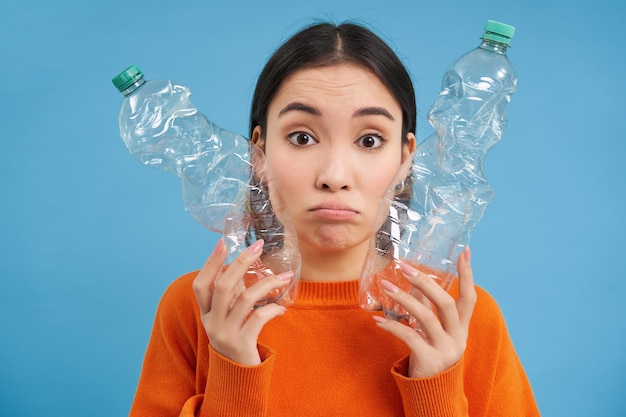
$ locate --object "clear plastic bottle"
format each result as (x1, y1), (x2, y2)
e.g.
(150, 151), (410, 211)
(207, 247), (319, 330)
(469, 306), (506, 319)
(112, 66), (300, 306)
(360, 20), (518, 325)
(112, 65), (251, 232)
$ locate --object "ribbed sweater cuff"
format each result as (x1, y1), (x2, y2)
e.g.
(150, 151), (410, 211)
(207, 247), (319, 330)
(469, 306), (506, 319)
(392, 356), (468, 417)
(203, 344), (275, 417)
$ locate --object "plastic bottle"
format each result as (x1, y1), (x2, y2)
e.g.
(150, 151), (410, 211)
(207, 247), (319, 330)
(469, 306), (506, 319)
(111, 65), (250, 232)
(112, 66), (300, 306)
(360, 20), (518, 326)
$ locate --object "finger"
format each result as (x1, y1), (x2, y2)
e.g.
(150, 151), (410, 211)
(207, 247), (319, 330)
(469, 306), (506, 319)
(209, 239), (265, 322)
(380, 279), (443, 341)
(241, 303), (288, 341)
(456, 246), (477, 332)
(398, 262), (461, 336)
(192, 238), (227, 314)
(373, 315), (429, 351)
(226, 271), (293, 328)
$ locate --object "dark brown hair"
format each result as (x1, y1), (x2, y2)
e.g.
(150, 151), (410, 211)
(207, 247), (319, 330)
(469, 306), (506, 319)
(250, 22), (416, 141)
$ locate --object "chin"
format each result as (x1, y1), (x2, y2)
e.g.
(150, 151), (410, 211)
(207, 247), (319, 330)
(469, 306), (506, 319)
(312, 228), (371, 252)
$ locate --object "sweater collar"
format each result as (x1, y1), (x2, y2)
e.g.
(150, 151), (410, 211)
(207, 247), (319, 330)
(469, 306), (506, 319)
(293, 279), (360, 308)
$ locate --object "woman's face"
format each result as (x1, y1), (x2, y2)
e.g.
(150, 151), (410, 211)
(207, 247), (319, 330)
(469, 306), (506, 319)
(253, 63), (414, 255)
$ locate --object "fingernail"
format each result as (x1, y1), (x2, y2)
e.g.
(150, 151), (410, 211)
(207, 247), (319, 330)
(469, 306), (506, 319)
(248, 239), (264, 254)
(277, 271), (294, 281)
(380, 279), (399, 294)
(214, 238), (225, 255)
(399, 261), (418, 278)
(372, 315), (387, 324)
(464, 246), (471, 264)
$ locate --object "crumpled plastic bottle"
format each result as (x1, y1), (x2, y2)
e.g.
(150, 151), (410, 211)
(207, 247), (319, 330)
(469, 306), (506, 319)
(112, 66), (249, 232)
(112, 66), (300, 306)
(359, 20), (518, 326)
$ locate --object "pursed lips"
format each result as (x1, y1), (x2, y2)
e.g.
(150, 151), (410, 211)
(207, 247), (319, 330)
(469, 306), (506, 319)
(310, 202), (358, 221)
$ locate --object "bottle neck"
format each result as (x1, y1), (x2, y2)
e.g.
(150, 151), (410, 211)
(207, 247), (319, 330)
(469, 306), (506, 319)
(121, 77), (146, 97)
(478, 39), (509, 55)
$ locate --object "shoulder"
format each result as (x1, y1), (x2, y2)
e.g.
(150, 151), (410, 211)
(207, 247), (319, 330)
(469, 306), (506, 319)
(155, 270), (201, 318)
(472, 285), (506, 325)
(449, 280), (505, 324)
(142, 272), (205, 365)
(449, 280), (509, 347)
(449, 281), (517, 368)
(163, 270), (200, 298)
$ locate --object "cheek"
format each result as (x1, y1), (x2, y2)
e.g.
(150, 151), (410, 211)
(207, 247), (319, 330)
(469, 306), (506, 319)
(263, 150), (307, 209)
(359, 155), (403, 197)
(363, 176), (394, 230)
(370, 168), (396, 189)
(265, 148), (296, 183)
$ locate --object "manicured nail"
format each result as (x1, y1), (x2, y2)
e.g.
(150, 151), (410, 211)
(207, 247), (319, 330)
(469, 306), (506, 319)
(214, 238), (225, 255)
(399, 261), (418, 278)
(248, 239), (264, 254)
(464, 246), (471, 264)
(380, 279), (400, 294)
(372, 315), (387, 324)
(277, 271), (294, 281)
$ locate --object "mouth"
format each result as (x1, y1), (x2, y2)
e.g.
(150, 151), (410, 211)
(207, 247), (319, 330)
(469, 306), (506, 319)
(310, 202), (358, 221)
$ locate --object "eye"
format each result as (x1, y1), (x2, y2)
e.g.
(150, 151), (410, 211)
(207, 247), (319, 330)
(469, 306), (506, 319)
(287, 132), (317, 146)
(356, 134), (385, 149)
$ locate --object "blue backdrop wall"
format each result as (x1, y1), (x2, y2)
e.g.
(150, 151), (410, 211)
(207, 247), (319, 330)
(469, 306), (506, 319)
(1, 0), (625, 416)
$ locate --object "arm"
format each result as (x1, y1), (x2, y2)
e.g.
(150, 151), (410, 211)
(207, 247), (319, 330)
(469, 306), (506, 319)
(375, 248), (540, 416)
(460, 286), (541, 417)
(389, 302), (541, 417)
(374, 247), (474, 416)
(179, 345), (278, 417)
(129, 272), (203, 417)
(130, 238), (292, 417)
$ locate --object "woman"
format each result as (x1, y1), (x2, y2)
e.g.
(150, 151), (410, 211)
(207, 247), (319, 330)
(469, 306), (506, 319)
(129, 22), (540, 417)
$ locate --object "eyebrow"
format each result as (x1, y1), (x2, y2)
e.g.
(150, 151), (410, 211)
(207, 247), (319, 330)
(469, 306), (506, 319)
(278, 102), (322, 117)
(353, 107), (395, 121)
(278, 102), (395, 121)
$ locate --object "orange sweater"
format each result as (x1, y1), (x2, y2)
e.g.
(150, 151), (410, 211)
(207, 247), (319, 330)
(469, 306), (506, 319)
(130, 272), (540, 417)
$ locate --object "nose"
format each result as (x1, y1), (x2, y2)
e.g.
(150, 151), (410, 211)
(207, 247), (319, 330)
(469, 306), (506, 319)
(315, 150), (352, 192)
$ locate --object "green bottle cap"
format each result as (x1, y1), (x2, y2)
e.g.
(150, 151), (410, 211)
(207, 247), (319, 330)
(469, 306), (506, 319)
(482, 20), (515, 46)
(112, 65), (144, 92)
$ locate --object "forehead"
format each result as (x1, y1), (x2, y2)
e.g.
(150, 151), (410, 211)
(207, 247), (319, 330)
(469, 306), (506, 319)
(268, 63), (401, 115)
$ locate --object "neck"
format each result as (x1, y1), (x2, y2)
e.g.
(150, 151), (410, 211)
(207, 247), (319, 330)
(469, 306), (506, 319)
(297, 239), (370, 282)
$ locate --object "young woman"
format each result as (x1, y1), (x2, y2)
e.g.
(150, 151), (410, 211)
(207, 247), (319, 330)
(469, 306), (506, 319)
(129, 22), (540, 417)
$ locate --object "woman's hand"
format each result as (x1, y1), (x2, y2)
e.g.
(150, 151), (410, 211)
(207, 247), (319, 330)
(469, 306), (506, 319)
(374, 246), (477, 378)
(192, 238), (293, 366)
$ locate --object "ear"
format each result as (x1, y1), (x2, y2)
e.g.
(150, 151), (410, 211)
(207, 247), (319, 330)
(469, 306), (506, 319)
(251, 125), (265, 150)
(390, 132), (416, 191)
(401, 132), (416, 163)
(250, 125), (268, 180)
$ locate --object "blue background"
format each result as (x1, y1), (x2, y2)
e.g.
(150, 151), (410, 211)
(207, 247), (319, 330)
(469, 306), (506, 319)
(1, 0), (625, 416)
